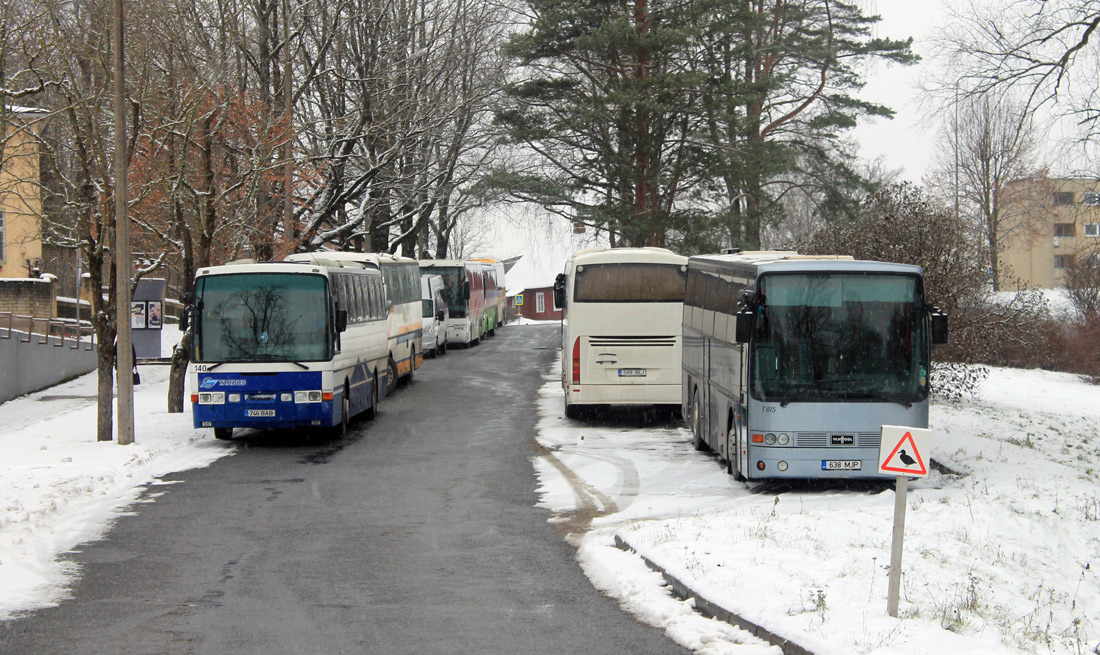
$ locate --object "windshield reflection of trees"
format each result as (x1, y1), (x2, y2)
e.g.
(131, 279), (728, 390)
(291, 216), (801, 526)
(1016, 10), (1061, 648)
(206, 284), (327, 362)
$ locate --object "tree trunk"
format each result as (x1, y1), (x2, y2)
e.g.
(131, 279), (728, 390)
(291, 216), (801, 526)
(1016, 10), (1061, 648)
(167, 329), (191, 413)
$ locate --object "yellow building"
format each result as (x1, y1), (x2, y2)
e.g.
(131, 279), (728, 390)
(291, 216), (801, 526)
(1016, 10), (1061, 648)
(0, 106), (47, 280)
(998, 177), (1100, 289)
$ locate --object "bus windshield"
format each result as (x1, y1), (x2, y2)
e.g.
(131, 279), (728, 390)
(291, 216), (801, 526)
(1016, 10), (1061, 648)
(573, 263), (686, 302)
(425, 266), (468, 317)
(192, 273), (332, 363)
(750, 273), (929, 404)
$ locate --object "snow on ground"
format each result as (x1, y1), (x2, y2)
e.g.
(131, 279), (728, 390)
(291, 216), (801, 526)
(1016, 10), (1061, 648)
(2, 322), (1098, 655)
(531, 358), (1100, 654)
(0, 329), (231, 620)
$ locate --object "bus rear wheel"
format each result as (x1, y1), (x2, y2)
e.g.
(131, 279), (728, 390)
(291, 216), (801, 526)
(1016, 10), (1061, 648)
(386, 356), (398, 396)
(214, 427), (233, 441)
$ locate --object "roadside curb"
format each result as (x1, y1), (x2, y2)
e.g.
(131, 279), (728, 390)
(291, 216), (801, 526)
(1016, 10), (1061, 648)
(613, 534), (815, 655)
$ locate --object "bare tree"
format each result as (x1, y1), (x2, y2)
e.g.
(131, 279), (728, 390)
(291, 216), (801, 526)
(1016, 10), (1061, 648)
(934, 0), (1100, 144)
(927, 92), (1044, 290)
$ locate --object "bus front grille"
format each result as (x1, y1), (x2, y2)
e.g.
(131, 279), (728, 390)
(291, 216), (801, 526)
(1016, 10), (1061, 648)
(794, 432), (880, 447)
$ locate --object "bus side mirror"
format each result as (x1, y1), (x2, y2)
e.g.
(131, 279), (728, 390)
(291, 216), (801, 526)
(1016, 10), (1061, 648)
(335, 308), (349, 333)
(553, 273), (566, 309)
(179, 292), (195, 332)
(931, 309), (948, 345)
(735, 311), (753, 343)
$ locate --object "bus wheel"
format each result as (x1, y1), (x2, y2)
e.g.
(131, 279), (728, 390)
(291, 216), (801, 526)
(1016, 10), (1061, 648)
(691, 393), (708, 452)
(727, 428), (746, 481)
(214, 427), (233, 441)
(336, 395), (350, 438)
(386, 357), (398, 396)
(565, 401), (583, 420)
(366, 371), (378, 420)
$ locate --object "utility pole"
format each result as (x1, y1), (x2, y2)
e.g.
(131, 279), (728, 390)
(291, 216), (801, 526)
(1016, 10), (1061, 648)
(113, 0), (134, 445)
(282, 0), (294, 257)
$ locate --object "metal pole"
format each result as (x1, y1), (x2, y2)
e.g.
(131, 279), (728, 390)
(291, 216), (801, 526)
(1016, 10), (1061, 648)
(886, 475), (908, 617)
(113, 0), (134, 445)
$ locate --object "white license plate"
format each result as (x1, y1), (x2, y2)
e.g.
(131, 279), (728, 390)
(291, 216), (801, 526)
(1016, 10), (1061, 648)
(618, 368), (647, 377)
(822, 460), (862, 471)
(247, 409), (276, 417)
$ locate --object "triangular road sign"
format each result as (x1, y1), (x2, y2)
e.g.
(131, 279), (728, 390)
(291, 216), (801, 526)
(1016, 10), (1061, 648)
(879, 426), (931, 477)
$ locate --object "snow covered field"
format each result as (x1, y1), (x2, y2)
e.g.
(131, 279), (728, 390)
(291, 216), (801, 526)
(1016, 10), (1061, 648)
(1, 322), (1098, 655)
(532, 361), (1100, 654)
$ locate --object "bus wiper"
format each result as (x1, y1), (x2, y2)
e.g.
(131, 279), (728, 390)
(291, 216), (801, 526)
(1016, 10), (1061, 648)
(242, 354), (310, 370)
(205, 362), (225, 371)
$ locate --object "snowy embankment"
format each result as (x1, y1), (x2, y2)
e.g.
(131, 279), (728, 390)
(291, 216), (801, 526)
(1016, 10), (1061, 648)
(533, 362), (1100, 655)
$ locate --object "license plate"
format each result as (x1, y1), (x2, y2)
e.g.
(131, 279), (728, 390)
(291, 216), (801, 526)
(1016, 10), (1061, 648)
(618, 368), (647, 377)
(247, 409), (276, 417)
(822, 460), (862, 471)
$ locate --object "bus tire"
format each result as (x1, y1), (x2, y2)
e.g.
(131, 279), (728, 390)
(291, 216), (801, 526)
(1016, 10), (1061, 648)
(564, 398), (583, 420)
(366, 371), (378, 420)
(691, 392), (708, 452)
(214, 427), (233, 441)
(727, 427), (746, 481)
(336, 395), (350, 438)
(386, 356), (398, 396)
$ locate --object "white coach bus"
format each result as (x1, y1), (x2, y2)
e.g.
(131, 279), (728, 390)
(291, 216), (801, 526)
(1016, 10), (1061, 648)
(554, 247), (688, 418)
(287, 252), (423, 395)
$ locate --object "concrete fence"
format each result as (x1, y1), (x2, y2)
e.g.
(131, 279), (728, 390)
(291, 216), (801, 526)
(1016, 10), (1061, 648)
(0, 312), (98, 404)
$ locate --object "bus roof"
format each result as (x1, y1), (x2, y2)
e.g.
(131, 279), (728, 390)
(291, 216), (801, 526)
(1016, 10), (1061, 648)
(419, 259), (476, 268)
(688, 252), (923, 276)
(568, 246), (687, 266)
(285, 251), (416, 267)
(197, 260), (380, 278)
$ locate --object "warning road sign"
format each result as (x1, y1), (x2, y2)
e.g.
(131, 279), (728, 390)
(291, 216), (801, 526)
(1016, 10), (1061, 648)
(878, 425), (932, 477)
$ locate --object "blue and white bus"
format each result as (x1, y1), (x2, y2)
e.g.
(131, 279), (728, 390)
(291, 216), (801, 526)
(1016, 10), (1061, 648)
(188, 259), (389, 440)
(682, 251), (948, 480)
(287, 252), (423, 395)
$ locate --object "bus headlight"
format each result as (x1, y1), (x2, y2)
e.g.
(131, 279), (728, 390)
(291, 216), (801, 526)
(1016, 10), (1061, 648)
(228, 394), (241, 403)
(778, 433), (790, 445)
(198, 392), (225, 405)
(777, 461), (789, 472)
(281, 393), (293, 402)
(764, 433), (776, 445)
(295, 391), (324, 403)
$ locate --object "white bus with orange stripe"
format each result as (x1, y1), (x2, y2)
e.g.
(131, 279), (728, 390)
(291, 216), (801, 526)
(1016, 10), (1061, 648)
(287, 252), (423, 395)
(553, 247), (688, 418)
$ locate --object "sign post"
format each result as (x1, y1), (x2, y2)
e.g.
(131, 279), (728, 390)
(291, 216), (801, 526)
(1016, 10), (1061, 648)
(878, 425), (932, 617)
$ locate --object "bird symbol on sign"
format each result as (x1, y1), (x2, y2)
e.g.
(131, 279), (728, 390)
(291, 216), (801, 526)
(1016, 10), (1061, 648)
(898, 449), (916, 467)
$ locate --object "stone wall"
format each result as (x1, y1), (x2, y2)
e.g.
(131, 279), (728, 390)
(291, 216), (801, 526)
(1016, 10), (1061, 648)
(0, 277), (56, 318)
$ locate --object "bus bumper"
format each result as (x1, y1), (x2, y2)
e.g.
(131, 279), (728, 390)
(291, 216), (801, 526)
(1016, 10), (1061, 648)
(564, 383), (681, 407)
(192, 398), (337, 430)
(745, 449), (893, 480)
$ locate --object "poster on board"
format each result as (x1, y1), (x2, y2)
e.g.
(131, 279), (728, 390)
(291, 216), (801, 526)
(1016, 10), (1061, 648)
(130, 301), (147, 329)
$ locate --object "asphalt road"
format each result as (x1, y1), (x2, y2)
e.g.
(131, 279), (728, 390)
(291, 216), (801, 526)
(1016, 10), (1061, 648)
(0, 324), (689, 655)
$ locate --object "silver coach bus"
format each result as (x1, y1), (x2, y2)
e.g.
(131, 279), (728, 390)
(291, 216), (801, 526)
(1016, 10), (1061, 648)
(682, 251), (948, 480)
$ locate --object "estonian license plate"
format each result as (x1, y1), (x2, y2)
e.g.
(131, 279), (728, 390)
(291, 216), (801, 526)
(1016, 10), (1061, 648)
(618, 368), (647, 377)
(822, 460), (862, 471)
(247, 409), (276, 417)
